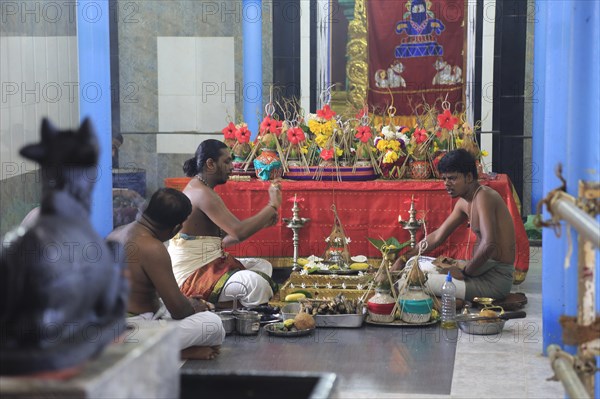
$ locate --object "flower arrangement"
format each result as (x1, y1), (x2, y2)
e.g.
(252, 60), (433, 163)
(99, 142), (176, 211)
(221, 121), (254, 171)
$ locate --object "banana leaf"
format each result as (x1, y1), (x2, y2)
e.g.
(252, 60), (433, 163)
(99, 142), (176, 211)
(367, 236), (410, 255)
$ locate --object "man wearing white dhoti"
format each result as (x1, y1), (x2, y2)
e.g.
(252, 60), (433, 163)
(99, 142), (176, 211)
(169, 139), (281, 308)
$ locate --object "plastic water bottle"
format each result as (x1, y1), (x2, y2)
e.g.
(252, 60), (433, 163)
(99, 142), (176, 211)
(441, 272), (457, 329)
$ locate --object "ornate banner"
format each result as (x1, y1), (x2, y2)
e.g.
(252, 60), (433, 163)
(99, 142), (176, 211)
(366, 0), (466, 117)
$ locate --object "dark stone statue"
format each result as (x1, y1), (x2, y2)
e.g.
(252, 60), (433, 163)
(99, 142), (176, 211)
(0, 118), (129, 375)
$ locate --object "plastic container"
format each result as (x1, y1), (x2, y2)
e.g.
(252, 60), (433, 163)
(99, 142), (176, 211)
(441, 272), (457, 329)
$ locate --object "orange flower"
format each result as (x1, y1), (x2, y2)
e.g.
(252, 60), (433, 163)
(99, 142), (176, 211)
(355, 126), (372, 143)
(286, 127), (306, 145)
(437, 109), (458, 130)
(222, 122), (236, 140)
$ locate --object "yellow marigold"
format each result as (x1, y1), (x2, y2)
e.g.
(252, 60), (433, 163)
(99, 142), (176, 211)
(383, 150), (398, 164)
(455, 138), (464, 147)
(376, 139), (389, 152)
(433, 142), (439, 153)
(335, 147), (343, 157)
(315, 134), (329, 148)
(481, 150), (489, 157)
(387, 140), (401, 152)
(300, 146), (309, 154)
(308, 119), (323, 135)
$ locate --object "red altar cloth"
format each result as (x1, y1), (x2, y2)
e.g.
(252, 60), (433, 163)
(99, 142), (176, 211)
(213, 174), (529, 281)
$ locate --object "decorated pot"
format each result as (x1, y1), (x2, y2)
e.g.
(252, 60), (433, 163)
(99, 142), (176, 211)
(409, 159), (431, 179)
(431, 151), (447, 179)
(398, 286), (433, 323)
(253, 148), (283, 181)
(367, 288), (396, 323)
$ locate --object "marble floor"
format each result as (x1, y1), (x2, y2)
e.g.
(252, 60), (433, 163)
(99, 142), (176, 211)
(366, 245), (567, 399)
(183, 246), (567, 398)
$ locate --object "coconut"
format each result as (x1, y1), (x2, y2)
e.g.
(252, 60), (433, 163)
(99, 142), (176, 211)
(293, 312), (316, 330)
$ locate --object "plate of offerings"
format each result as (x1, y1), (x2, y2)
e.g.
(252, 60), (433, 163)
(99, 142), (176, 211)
(264, 323), (315, 337)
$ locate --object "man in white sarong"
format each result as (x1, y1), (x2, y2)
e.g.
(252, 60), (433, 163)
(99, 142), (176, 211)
(169, 139), (281, 308)
(108, 188), (225, 360)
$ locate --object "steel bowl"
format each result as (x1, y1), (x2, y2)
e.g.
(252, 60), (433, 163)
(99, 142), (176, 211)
(216, 311), (235, 334)
(457, 313), (506, 335)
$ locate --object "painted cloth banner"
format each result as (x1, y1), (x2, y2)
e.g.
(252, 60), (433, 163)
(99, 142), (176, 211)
(367, 0), (465, 117)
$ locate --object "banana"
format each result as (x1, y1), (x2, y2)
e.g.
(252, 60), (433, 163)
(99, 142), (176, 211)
(283, 319), (295, 328)
(284, 293), (306, 302)
(350, 262), (369, 270)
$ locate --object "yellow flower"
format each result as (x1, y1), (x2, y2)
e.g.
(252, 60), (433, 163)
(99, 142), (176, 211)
(383, 150), (398, 164)
(335, 147), (343, 157)
(300, 146), (308, 154)
(481, 150), (489, 157)
(376, 139), (389, 152)
(315, 134), (329, 148)
(433, 142), (439, 153)
(388, 140), (401, 152)
(455, 137), (464, 147)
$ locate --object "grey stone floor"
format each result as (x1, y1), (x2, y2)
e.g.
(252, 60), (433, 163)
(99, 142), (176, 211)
(182, 247), (567, 398)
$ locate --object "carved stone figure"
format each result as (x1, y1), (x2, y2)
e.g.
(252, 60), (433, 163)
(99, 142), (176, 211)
(0, 118), (128, 375)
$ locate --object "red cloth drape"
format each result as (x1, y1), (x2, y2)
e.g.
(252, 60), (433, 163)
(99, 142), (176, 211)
(215, 175), (529, 276)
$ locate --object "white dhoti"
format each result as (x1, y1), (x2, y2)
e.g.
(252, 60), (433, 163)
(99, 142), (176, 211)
(168, 235), (274, 307)
(127, 307), (225, 349)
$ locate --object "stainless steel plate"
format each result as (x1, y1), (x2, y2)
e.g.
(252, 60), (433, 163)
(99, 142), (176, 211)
(264, 323), (315, 337)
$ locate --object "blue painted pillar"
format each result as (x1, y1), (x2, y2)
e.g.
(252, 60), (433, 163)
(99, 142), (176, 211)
(531, 0), (546, 213)
(539, 0), (571, 353)
(567, 2), (600, 397)
(243, 0), (263, 140)
(77, 0), (113, 237)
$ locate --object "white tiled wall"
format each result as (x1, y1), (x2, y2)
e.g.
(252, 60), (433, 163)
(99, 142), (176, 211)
(157, 36), (235, 154)
(0, 36), (79, 178)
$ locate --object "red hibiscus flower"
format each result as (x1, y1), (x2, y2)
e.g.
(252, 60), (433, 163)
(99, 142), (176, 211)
(235, 124), (251, 143)
(320, 148), (334, 161)
(317, 104), (336, 120)
(355, 106), (368, 120)
(260, 116), (283, 136)
(286, 127), (306, 145)
(222, 122), (237, 140)
(413, 128), (428, 144)
(355, 126), (372, 143)
(437, 109), (458, 130)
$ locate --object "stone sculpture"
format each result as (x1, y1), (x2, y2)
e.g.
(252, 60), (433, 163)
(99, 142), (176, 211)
(0, 118), (128, 375)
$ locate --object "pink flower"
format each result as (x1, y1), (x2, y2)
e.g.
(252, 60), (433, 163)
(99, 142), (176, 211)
(222, 122), (237, 140)
(320, 148), (334, 161)
(355, 126), (372, 143)
(286, 127), (306, 145)
(317, 104), (336, 120)
(437, 109), (458, 130)
(413, 128), (428, 144)
(235, 124), (251, 143)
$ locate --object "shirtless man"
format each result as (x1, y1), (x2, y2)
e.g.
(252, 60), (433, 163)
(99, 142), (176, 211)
(168, 139), (281, 308)
(107, 188), (225, 360)
(387, 149), (515, 301)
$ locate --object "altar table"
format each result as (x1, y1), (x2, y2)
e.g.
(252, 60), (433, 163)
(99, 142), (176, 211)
(214, 174), (529, 283)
